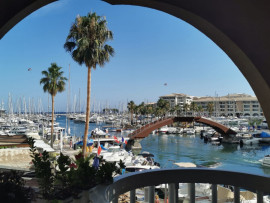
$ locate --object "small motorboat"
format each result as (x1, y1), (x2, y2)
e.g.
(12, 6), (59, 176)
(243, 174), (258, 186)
(261, 155), (270, 167)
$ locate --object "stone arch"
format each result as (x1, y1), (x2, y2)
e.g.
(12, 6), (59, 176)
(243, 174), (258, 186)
(0, 0), (57, 39)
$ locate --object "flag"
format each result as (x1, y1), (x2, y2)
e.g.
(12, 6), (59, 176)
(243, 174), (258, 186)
(113, 136), (119, 143)
(122, 137), (124, 142)
(97, 139), (101, 155)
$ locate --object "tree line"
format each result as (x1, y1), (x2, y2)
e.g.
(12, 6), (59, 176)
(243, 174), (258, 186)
(127, 99), (215, 124)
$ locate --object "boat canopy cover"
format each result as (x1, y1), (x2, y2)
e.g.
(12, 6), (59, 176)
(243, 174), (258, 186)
(261, 131), (270, 138)
(75, 140), (94, 146)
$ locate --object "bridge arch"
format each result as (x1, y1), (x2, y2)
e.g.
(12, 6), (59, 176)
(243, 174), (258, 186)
(0, 0), (270, 127)
(129, 117), (237, 140)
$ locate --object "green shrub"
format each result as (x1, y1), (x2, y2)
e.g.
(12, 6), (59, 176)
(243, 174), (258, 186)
(0, 170), (34, 203)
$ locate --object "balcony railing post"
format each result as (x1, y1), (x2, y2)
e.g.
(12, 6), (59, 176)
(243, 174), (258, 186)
(188, 183), (195, 203)
(234, 186), (240, 203)
(130, 189), (136, 203)
(165, 184), (168, 202)
(106, 168), (270, 203)
(144, 187), (149, 202)
(257, 191), (264, 203)
(175, 183), (179, 202)
(168, 183), (176, 203)
(149, 186), (155, 203)
(212, 184), (217, 203)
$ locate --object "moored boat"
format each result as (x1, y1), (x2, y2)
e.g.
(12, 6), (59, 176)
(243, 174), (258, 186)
(261, 155), (270, 167)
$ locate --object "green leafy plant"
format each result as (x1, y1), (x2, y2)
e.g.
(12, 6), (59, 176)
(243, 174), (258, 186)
(68, 152), (96, 190)
(28, 137), (122, 200)
(96, 161), (118, 184)
(0, 170), (34, 203)
(28, 137), (54, 199)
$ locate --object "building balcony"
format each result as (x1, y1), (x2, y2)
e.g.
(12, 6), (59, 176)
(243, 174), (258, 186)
(102, 168), (270, 203)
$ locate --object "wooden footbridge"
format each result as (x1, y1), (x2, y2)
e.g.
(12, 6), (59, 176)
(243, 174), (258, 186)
(128, 116), (237, 140)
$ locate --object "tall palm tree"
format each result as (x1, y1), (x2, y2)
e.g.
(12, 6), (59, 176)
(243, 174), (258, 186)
(40, 63), (67, 147)
(127, 101), (136, 125)
(64, 12), (114, 156)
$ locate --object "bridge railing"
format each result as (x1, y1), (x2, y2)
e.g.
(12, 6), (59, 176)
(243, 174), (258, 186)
(128, 117), (173, 138)
(106, 168), (270, 203)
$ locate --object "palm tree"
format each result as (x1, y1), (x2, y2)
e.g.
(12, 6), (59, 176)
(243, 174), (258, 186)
(207, 102), (214, 117)
(138, 102), (147, 124)
(127, 101), (136, 125)
(169, 106), (176, 116)
(145, 105), (153, 122)
(190, 102), (198, 116)
(157, 99), (170, 117)
(40, 63), (67, 147)
(64, 12), (114, 156)
(174, 104), (181, 116)
(154, 107), (163, 119)
(183, 103), (190, 116)
(197, 105), (203, 116)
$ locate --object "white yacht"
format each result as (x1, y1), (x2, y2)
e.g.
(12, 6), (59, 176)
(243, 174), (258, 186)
(261, 155), (270, 167)
(125, 151), (160, 172)
(101, 145), (132, 163)
(159, 126), (169, 133)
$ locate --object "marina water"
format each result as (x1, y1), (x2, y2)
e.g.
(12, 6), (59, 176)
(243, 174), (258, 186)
(56, 115), (270, 176)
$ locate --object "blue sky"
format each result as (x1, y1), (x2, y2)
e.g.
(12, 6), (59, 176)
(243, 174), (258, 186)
(0, 0), (254, 112)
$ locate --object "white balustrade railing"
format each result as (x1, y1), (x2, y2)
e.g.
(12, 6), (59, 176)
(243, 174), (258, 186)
(105, 168), (270, 203)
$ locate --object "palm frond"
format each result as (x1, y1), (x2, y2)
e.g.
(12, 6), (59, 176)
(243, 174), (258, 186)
(64, 12), (114, 69)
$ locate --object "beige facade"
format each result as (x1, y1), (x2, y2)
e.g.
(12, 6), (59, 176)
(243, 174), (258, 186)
(160, 93), (192, 109)
(193, 94), (263, 117)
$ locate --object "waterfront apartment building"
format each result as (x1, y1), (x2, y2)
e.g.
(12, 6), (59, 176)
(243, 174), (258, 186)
(159, 93), (263, 117)
(159, 93), (193, 109)
(193, 93), (263, 117)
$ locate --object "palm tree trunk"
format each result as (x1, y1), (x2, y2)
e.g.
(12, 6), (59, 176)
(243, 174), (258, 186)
(51, 95), (54, 148)
(83, 67), (91, 156)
